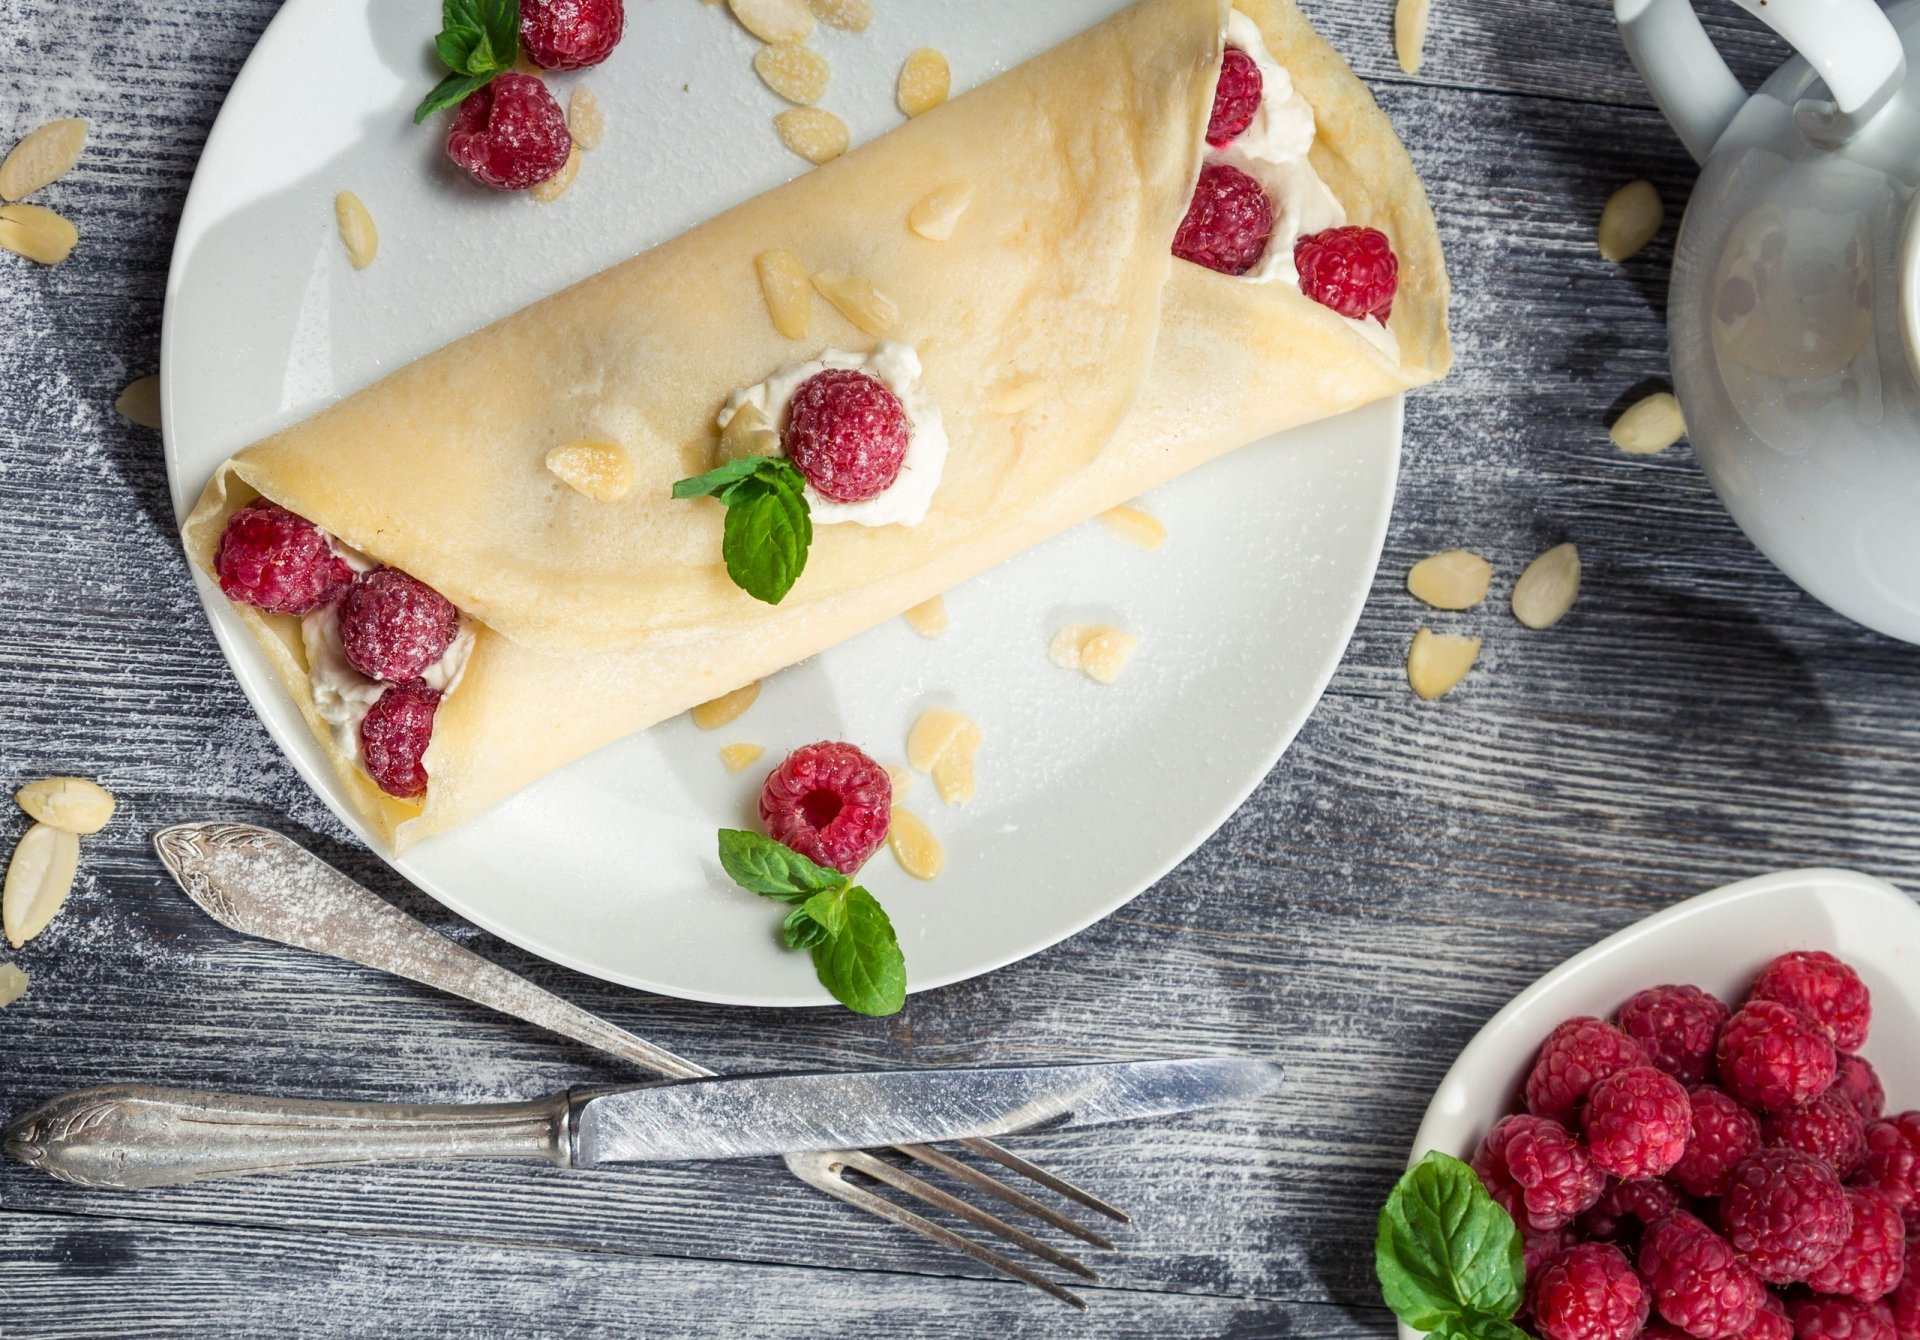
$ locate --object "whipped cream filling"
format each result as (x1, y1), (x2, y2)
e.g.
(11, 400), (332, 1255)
(1217, 9), (1398, 360)
(717, 342), (949, 528)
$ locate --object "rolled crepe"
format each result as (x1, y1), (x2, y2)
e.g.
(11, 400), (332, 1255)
(183, 0), (1451, 850)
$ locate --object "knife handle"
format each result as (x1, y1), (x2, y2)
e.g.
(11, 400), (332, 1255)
(2, 1084), (575, 1189)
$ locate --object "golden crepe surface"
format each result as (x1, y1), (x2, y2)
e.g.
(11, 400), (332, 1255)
(183, 0), (1451, 850)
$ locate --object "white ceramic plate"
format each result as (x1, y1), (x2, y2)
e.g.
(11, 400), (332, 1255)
(1401, 867), (1920, 1339)
(160, 0), (1401, 1004)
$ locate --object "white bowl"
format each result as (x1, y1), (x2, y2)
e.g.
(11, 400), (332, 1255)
(1401, 867), (1920, 1339)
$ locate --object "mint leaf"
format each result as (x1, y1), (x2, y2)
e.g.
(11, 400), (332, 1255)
(674, 457), (812, 605)
(415, 0), (519, 124)
(717, 830), (845, 901)
(1376, 1151), (1524, 1334)
(808, 886), (905, 1016)
(795, 886), (849, 941)
(415, 72), (489, 123)
(781, 903), (833, 951)
(673, 455), (778, 501)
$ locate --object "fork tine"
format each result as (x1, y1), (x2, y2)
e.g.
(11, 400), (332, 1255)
(958, 1137), (1131, 1223)
(784, 1151), (1088, 1309)
(892, 1143), (1117, 1250)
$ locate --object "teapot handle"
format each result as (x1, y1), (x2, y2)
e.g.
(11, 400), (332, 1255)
(1615, 0), (1905, 163)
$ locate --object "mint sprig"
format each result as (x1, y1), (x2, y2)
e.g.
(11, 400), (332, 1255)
(674, 457), (813, 606)
(1376, 1151), (1527, 1339)
(717, 830), (906, 1016)
(415, 0), (521, 124)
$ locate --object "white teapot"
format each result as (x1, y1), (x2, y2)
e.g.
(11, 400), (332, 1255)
(1616, 0), (1920, 642)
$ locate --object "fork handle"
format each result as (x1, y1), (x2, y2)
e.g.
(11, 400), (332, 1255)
(2, 1084), (575, 1189)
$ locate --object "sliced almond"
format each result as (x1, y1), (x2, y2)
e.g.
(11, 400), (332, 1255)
(774, 107), (850, 164)
(717, 401), (782, 463)
(1407, 549), (1492, 611)
(334, 190), (378, 268)
(755, 248), (812, 339)
(1406, 627), (1481, 701)
(720, 742), (767, 774)
(1598, 180), (1663, 263)
(15, 777), (116, 835)
(0, 962), (26, 1008)
(1394, 0), (1431, 75)
(809, 0), (873, 31)
(1610, 392), (1687, 455)
(811, 270), (897, 336)
(1098, 505), (1166, 552)
(907, 706), (980, 774)
(115, 375), (162, 430)
(930, 746), (977, 807)
(0, 203), (77, 265)
(897, 48), (951, 118)
(546, 440), (634, 501)
(903, 595), (948, 638)
(4, 823), (80, 949)
(730, 0), (815, 43)
(754, 43), (831, 105)
(1049, 624), (1137, 684)
(888, 807), (944, 881)
(0, 117), (88, 202)
(1512, 543), (1581, 629)
(531, 143), (581, 204)
(568, 86), (605, 151)
(987, 376), (1047, 415)
(692, 681), (762, 730)
(908, 182), (973, 241)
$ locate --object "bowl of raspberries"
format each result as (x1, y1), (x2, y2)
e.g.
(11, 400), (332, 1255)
(1402, 867), (1920, 1340)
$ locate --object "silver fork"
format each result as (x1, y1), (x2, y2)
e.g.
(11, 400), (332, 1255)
(153, 823), (1125, 1307)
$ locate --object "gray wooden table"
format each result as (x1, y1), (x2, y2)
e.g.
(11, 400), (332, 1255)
(4, 0), (1917, 1335)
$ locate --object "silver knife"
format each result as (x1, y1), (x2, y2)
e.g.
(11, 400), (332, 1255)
(3, 1057), (1281, 1191)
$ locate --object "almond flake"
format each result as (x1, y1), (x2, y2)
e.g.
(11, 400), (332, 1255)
(908, 182), (973, 241)
(732, 0), (814, 42)
(1598, 180), (1663, 262)
(903, 595), (948, 638)
(1098, 505), (1166, 551)
(4, 823), (79, 950)
(0, 117), (88, 202)
(0, 962), (26, 1008)
(568, 86), (605, 150)
(774, 107), (849, 164)
(692, 681), (762, 730)
(931, 747), (976, 806)
(1610, 392), (1686, 455)
(1406, 627), (1481, 701)
(811, 270), (897, 335)
(987, 376), (1047, 415)
(0, 203), (77, 265)
(717, 401), (783, 463)
(1394, 0), (1431, 75)
(755, 248), (812, 339)
(16, 777), (116, 835)
(720, 742), (766, 774)
(888, 807), (944, 881)
(1511, 543), (1581, 630)
(115, 375), (162, 430)
(1049, 624), (1137, 684)
(1407, 549), (1491, 610)
(907, 707), (981, 803)
(334, 190), (379, 268)
(531, 144), (581, 204)
(897, 48), (950, 118)
(754, 43), (831, 106)
(546, 440), (634, 501)
(809, 0), (873, 31)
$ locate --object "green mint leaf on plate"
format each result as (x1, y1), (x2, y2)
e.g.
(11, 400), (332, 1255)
(415, 0), (519, 124)
(674, 457), (813, 606)
(1376, 1151), (1523, 1334)
(415, 72), (490, 124)
(717, 829), (846, 901)
(673, 455), (779, 500)
(808, 886), (906, 1017)
(781, 903), (833, 951)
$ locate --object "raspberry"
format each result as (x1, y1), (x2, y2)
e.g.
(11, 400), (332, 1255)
(1470, 1113), (1605, 1232)
(1583, 1065), (1692, 1179)
(1671, 1085), (1765, 1198)
(1856, 1113), (1920, 1228)
(1719, 1001), (1839, 1114)
(1748, 1298), (1796, 1340)
(1528, 1242), (1650, 1340)
(1764, 1092), (1868, 1180)
(337, 569), (460, 682)
(446, 73), (571, 190)
(213, 500), (353, 616)
(1172, 162), (1274, 275)
(1806, 1187), (1906, 1302)
(1618, 984), (1731, 1085)
(1789, 1297), (1898, 1340)
(1831, 1054), (1887, 1122)
(1891, 1238), (1919, 1339)
(1578, 1176), (1681, 1246)
(1206, 47), (1262, 147)
(1525, 1224), (1579, 1280)
(1526, 1017), (1652, 1123)
(1749, 952), (1872, 1053)
(784, 370), (910, 504)
(1640, 1211), (1768, 1339)
(1719, 1150), (1852, 1284)
(1295, 224), (1399, 321)
(758, 741), (891, 875)
(359, 680), (440, 799)
(520, 0), (623, 71)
